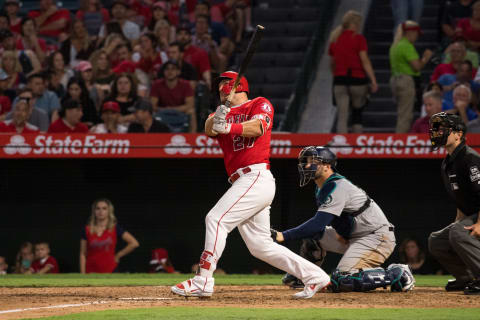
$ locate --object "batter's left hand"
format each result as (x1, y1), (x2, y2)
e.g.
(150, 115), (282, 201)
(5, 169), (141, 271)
(212, 118), (231, 134)
(464, 223), (480, 238)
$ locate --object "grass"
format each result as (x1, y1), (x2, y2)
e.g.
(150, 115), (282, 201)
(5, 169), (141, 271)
(0, 273), (452, 287)
(21, 307), (480, 320)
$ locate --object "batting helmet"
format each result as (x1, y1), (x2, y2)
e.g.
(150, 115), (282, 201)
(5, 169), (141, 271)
(298, 146), (337, 187)
(214, 71), (249, 96)
(429, 112), (466, 149)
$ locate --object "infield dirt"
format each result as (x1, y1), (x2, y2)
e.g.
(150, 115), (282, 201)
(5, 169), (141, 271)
(1, 286), (480, 319)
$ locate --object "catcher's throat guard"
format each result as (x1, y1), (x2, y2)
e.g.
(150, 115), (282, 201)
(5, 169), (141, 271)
(298, 146), (337, 187)
(429, 112), (466, 150)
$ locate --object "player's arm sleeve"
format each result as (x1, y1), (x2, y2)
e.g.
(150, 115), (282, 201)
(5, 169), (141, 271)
(282, 211), (335, 241)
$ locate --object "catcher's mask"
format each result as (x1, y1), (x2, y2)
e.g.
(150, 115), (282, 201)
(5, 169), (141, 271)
(214, 71), (249, 96)
(298, 146), (337, 187)
(429, 112), (466, 150)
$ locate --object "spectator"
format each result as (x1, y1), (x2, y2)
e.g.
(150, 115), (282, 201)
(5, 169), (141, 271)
(17, 17), (48, 65)
(111, 41), (132, 69)
(99, 0), (140, 42)
(467, 106), (480, 132)
(106, 72), (139, 117)
(165, 41), (198, 87)
(80, 198), (140, 273)
(431, 42), (476, 82)
(455, 1), (480, 51)
(76, 0), (110, 38)
(0, 69), (12, 119)
(90, 101), (127, 133)
(48, 98), (89, 133)
(0, 28), (42, 78)
(128, 98), (170, 133)
(151, 60), (195, 132)
(146, 2), (170, 33)
(7, 88), (49, 132)
(136, 32), (166, 80)
(0, 256), (7, 275)
(14, 242), (34, 274)
(212, 0), (245, 45)
(4, 0), (22, 35)
(438, 60), (480, 108)
(391, 0), (424, 32)
(192, 14), (228, 73)
(329, 10), (377, 134)
(149, 248), (177, 273)
(29, 242), (59, 274)
(89, 49), (115, 91)
(390, 20), (433, 133)
(62, 77), (99, 127)
(47, 51), (75, 92)
(442, 0), (474, 40)
(28, 0), (71, 45)
(76, 60), (102, 112)
(1, 50), (26, 91)
(127, 0), (153, 28)
(59, 19), (96, 68)
(28, 72), (61, 122)
(446, 84), (478, 124)
(398, 238), (442, 275)
(153, 19), (174, 53)
(0, 99), (39, 133)
(176, 26), (211, 88)
(410, 91), (443, 133)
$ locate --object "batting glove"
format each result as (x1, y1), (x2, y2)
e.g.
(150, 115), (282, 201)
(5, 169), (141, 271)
(213, 105), (230, 123)
(212, 118), (231, 134)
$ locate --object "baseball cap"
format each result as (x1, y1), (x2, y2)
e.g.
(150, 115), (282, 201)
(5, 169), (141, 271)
(75, 61), (92, 72)
(62, 99), (81, 110)
(0, 68), (9, 81)
(153, 1), (167, 10)
(112, 60), (137, 74)
(0, 28), (13, 42)
(102, 101), (120, 113)
(402, 22), (423, 35)
(131, 99), (153, 113)
(161, 59), (179, 71)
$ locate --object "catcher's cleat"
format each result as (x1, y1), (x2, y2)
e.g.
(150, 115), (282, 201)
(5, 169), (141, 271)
(292, 281), (330, 299)
(282, 273), (305, 289)
(387, 264), (415, 292)
(171, 275), (214, 297)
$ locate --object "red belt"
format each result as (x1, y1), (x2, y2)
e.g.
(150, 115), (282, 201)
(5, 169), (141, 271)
(228, 164), (270, 184)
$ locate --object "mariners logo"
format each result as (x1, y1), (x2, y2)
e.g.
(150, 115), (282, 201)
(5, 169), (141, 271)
(320, 195), (333, 208)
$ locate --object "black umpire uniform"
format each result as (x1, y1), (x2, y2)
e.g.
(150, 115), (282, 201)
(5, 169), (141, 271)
(428, 112), (480, 295)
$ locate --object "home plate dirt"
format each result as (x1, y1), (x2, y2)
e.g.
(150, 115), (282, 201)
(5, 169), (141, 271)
(1, 286), (479, 319)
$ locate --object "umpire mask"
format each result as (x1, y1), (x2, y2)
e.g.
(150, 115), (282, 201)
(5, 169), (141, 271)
(429, 112), (466, 150)
(298, 146), (337, 187)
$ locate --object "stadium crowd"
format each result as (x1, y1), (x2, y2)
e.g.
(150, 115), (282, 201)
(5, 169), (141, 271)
(0, 0), (253, 134)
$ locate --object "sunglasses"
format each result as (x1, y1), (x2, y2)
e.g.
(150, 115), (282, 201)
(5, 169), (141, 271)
(19, 97), (32, 103)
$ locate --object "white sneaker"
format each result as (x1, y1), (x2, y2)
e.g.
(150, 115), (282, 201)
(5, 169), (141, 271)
(171, 275), (214, 297)
(293, 282), (330, 299)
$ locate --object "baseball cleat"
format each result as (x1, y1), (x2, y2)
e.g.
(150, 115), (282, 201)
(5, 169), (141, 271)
(171, 276), (214, 297)
(387, 264), (415, 292)
(292, 282), (330, 299)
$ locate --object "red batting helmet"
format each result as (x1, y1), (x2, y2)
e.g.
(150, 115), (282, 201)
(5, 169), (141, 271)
(216, 71), (249, 95)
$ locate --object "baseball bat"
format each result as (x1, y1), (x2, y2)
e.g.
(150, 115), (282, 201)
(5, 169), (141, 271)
(224, 25), (265, 108)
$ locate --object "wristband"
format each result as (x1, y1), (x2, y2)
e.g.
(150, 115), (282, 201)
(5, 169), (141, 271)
(230, 123), (243, 135)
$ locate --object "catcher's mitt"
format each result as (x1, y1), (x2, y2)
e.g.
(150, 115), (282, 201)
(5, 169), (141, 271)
(300, 238), (326, 266)
(270, 228), (279, 243)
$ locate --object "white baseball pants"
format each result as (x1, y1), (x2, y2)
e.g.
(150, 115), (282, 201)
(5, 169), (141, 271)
(199, 163), (330, 286)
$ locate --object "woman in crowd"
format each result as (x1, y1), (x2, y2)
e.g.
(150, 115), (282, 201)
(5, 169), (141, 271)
(4, 0), (21, 35)
(146, 2), (171, 32)
(106, 72), (139, 117)
(62, 77), (99, 127)
(80, 198), (139, 273)
(136, 32), (166, 81)
(390, 20), (433, 133)
(90, 49), (116, 89)
(76, 60), (102, 112)
(456, 1), (480, 52)
(59, 19), (96, 68)
(1, 50), (25, 90)
(16, 17), (47, 65)
(75, 0), (110, 38)
(328, 10), (377, 134)
(154, 19), (175, 54)
(14, 242), (34, 274)
(398, 238), (442, 275)
(47, 51), (75, 93)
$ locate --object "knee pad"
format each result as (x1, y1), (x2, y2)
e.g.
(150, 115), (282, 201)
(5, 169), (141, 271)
(330, 268), (392, 292)
(386, 264), (415, 292)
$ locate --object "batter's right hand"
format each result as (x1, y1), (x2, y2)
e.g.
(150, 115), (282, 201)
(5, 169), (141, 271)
(213, 104), (230, 122)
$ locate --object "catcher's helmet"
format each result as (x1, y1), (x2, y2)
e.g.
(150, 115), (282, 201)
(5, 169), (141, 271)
(298, 146), (337, 187)
(214, 71), (249, 96)
(429, 112), (466, 149)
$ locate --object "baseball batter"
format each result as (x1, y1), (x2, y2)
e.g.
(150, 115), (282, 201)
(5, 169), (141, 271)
(171, 72), (330, 299)
(271, 146), (415, 292)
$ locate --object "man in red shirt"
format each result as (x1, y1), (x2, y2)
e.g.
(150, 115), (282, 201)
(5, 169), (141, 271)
(176, 26), (211, 88)
(0, 99), (39, 133)
(28, 0), (70, 44)
(30, 242), (59, 274)
(48, 99), (89, 133)
(431, 42), (476, 82)
(410, 91), (444, 133)
(171, 71), (330, 299)
(151, 60), (196, 132)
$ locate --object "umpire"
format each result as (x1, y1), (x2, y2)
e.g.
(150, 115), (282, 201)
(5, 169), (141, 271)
(428, 112), (480, 295)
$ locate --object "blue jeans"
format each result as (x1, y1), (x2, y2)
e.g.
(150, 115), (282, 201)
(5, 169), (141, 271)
(391, 0), (424, 32)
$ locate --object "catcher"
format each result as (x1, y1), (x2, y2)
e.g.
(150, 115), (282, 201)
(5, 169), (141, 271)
(271, 146), (415, 292)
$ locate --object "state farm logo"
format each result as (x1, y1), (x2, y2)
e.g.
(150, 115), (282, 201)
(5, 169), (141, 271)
(3, 135), (31, 155)
(328, 135), (353, 155)
(165, 135), (193, 155)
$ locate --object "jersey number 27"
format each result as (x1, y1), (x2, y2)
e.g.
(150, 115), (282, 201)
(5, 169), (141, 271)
(233, 135), (255, 151)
